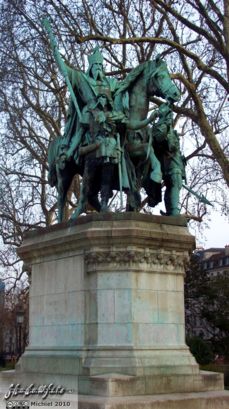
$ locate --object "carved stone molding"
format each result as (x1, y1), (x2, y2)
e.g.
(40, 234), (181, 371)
(84, 247), (189, 271)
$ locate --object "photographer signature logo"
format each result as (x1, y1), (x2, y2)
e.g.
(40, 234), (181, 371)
(6, 402), (29, 408)
(5, 384), (65, 400)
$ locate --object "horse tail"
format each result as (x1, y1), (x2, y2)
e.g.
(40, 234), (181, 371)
(48, 138), (59, 187)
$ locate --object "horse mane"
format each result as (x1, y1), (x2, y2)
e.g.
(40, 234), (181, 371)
(115, 61), (148, 96)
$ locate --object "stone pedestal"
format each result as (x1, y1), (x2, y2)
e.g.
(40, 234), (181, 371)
(12, 213), (229, 408)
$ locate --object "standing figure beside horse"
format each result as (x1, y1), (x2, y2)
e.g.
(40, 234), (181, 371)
(121, 57), (181, 210)
(126, 102), (186, 215)
(151, 103), (186, 216)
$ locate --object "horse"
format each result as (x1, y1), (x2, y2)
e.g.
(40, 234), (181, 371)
(48, 56), (180, 221)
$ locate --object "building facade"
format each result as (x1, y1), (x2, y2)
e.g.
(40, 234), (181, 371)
(185, 245), (229, 343)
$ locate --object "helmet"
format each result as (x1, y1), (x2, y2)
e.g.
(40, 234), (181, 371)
(88, 47), (103, 70)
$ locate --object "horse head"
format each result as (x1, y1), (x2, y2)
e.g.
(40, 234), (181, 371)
(148, 56), (180, 103)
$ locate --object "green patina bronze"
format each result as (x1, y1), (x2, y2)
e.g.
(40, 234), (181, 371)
(44, 19), (211, 222)
(151, 102), (186, 215)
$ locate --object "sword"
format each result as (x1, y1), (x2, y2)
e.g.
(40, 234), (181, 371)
(168, 152), (213, 207)
(42, 18), (82, 122)
(182, 184), (213, 207)
(151, 105), (213, 207)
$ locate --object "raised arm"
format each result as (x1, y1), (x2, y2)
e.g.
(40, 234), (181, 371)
(42, 18), (82, 121)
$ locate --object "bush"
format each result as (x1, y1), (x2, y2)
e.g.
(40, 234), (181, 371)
(200, 363), (229, 388)
(186, 336), (214, 365)
(0, 355), (6, 368)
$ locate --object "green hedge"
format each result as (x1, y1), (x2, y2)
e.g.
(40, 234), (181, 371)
(201, 364), (229, 388)
(186, 336), (214, 365)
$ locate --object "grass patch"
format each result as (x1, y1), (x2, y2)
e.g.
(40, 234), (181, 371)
(0, 362), (15, 371)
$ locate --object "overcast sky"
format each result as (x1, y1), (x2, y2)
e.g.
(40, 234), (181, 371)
(153, 202), (228, 250)
(193, 211), (229, 250)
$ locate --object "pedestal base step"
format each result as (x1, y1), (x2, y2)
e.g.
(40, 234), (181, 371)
(79, 371), (224, 396)
(79, 390), (229, 409)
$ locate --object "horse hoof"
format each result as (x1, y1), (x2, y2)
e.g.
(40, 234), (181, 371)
(160, 210), (168, 216)
(70, 208), (83, 221)
(100, 204), (110, 213)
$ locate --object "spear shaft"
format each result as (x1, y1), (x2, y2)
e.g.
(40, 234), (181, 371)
(117, 134), (123, 209)
(42, 18), (82, 122)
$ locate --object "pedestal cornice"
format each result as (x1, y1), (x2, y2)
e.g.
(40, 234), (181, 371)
(18, 213), (195, 264)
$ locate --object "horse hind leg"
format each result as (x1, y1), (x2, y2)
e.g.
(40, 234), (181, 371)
(57, 184), (66, 223)
(57, 167), (74, 223)
(83, 171), (100, 212)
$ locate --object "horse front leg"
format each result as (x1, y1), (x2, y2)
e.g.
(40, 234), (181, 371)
(100, 163), (116, 212)
(70, 182), (87, 221)
(143, 146), (162, 184)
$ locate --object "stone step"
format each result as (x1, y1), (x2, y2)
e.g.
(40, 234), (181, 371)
(78, 371), (224, 396)
(0, 370), (225, 396)
(78, 390), (229, 409)
(0, 370), (16, 390)
(1, 370), (228, 409)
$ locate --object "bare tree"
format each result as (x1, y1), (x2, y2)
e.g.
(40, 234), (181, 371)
(0, 0), (228, 288)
